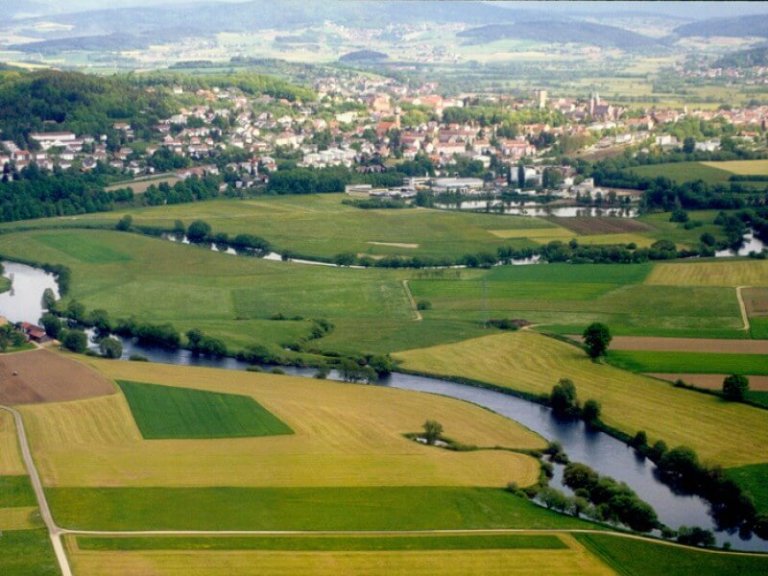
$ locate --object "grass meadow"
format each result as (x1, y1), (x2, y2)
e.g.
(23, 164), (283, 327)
(727, 464), (768, 514)
(410, 263), (745, 338)
(394, 332), (768, 467)
(607, 350), (768, 375)
(627, 162), (733, 185)
(75, 533), (566, 551)
(0, 529), (60, 576)
(20, 359), (544, 489)
(48, 487), (593, 531)
(575, 533), (768, 576)
(117, 380), (293, 439)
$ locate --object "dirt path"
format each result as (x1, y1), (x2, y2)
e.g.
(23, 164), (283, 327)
(402, 280), (423, 321)
(737, 286), (751, 332)
(0, 405), (73, 576)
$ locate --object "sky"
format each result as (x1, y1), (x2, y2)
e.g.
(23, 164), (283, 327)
(23, 0), (768, 19)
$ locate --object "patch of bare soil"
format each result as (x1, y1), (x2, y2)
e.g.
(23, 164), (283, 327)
(743, 288), (768, 317)
(649, 373), (768, 391)
(548, 216), (652, 236)
(605, 336), (768, 355)
(0, 349), (115, 405)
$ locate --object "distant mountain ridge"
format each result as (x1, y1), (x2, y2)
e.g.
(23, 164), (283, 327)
(458, 20), (659, 50)
(674, 14), (768, 38)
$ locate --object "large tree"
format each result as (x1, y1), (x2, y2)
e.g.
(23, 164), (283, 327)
(722, 374), (749, 401)
(582, 322), (612, 359)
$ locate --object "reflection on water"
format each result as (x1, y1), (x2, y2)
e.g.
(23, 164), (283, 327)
(0, 262), (59, 324)
(436, 201), (638, 218)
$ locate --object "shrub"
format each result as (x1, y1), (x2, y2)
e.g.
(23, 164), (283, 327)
(722, 374), (749, 401)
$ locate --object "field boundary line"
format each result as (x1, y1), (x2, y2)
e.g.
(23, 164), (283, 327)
(0, 404), (73, 576)
(737, 286), (751, 332)
(402, 280), (422, 321)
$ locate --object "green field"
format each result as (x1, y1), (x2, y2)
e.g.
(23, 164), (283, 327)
(0, 529), (60, 576)
(0, 476), (36, 508)
(727, 464), (768, 514)
(117, 380), (293, 439)
(47, 487), (596, 531)
(1, 195), (559, 260)
(410, 263), (745, 338)
(575, 533), (768, 576)
(703, 160), (768, 176)
(607, 350), (768, 376)
(76, 533), (567, 552)
(628, 162), (733, 185)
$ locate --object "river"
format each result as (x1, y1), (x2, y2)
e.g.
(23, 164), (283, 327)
(1, 261), (766, 551)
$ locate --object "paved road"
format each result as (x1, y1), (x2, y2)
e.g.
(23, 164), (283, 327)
(1, 405), (73, 576)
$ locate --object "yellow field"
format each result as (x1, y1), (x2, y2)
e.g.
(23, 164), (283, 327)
(20, 360), (545, 488)
(702, 160), (768, 175)
(646, 260), (768, 287)
(489, 227), (572, 241)
(394, 332), (768, 468)
(577, 234), (655, 248)
(0, 507), (38, 530)
(66, 534), (615, 576)
(0, 410), (25, 475)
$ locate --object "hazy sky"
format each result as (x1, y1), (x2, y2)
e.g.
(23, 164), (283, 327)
(29, 0), (768, 19)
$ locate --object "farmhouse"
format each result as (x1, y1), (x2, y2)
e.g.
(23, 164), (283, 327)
(20, 322), (48, 343)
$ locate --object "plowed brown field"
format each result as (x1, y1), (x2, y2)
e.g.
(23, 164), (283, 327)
(650, 373), (768, 391)
(0, 349), (115, 405)
(570, 335), (768, 354)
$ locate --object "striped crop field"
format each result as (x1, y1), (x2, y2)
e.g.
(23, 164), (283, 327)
(394, 331), (768, 467)
(20, 359), (545, 488)
(66, 533), (615, 576)
(646, 260), (768, 287)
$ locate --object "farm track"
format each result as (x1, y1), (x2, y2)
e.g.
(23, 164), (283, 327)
(0, 404), (73, 576)
(402, 280), (423, 321)
(737, 286), (751, 332)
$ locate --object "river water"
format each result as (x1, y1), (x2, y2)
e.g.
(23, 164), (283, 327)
(1, 261), (766, 551)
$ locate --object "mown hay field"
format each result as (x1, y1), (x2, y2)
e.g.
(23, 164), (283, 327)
(646, 260), (768, 287)
(0, 507), (38, 530)
(0, 410), (25, 474)
(702, 160), (768, 175)
(394, 332), (768, 467)
(21, 359), (545, 488)
(66, 533), (614, 576)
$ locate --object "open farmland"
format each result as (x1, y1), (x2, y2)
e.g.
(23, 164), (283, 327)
(20, 358), (545, 489)
(394, 331), (768, 467)
(0, 529), (60, 576)
(549, 216), (653, 236)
